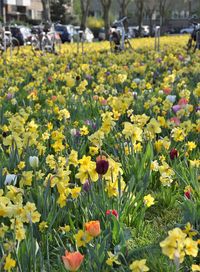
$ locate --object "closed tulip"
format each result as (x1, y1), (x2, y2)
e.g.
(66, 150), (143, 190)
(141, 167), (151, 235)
(29, 156), (39, 169)
(62, 251), (84, 271)
(85, 220), (101, 237)
(170, 149), (178, 160)
(96, 155), (109, 175)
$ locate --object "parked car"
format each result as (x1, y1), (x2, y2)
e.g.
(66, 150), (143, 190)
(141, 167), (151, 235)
(54, 24), (71, 43)
(165, 27), (178, 34)
(180, 26), (194, 34)
(142, 25), (150, 37)
(128, 27), (138, 38)
(73, 27), (94, 42)
(129, 26), (149, 37)
(66, 24), (75, 42)
(98, 28), (106, 41)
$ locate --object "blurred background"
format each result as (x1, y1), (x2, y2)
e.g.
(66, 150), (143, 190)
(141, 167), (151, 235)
(0, 0), (200, 44)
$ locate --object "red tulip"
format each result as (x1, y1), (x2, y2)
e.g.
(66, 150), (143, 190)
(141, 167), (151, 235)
(106, 209), (119, 219)
(184, 191), (191, 199)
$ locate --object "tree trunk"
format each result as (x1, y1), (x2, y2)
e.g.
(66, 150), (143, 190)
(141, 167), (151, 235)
(103, 5), (110, 40)
(159, 0), (167, 34)
(188, 0), (192, 17)
(120, 1), (126, 18)
(120, 1), (129, 32)
(41, 0), (51, 21)
(138, 0), (144, 37)
(149, 12), (153, 37)
(80, 0), (90, 31)
(100, 0), (112, 40)
(146, 7), (155, 37)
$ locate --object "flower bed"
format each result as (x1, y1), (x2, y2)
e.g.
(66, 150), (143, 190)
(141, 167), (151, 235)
(0, 36), (199, 271)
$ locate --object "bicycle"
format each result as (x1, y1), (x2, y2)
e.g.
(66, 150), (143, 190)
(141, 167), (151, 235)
(186, 16), (200, 53)
(0, 25), (20, 56)
(31, 23), (62, 55)
(42, 30), (62, 54)
(109, 17), (133, 53)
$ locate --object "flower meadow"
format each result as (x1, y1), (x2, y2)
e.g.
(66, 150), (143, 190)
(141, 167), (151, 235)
(0, 36), (199, 272)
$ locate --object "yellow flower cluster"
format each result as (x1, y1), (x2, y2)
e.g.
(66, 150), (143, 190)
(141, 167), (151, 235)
(160, 227), (199, 264)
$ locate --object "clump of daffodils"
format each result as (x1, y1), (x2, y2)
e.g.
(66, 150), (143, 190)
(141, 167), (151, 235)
(160, 227), (199, 265)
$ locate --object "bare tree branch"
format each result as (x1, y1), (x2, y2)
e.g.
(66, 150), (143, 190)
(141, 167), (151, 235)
(117, 0), (133, 18)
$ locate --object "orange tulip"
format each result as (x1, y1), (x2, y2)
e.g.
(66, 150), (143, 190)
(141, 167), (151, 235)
(62, 251), (84, 271)
(85, 220), (101, 237)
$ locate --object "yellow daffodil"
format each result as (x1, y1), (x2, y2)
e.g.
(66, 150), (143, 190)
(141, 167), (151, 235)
(192, 264), (200, 271)
(59, 225), (70, 233)
(129, 259), (149, 272)
(106, 251), (121, 266)
(74, 230), (93, 247)
(143, 194), (155, 208)
(4, 254), (16, 271)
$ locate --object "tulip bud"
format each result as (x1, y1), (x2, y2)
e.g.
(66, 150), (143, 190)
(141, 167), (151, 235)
(82, 180), (90, 192)
(184, 191), (191, 199)
(106, 209), (119, 219)
(29, 156), (39, 169)
(96, 156), (109, 175)
(170, 149), (178, 160)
